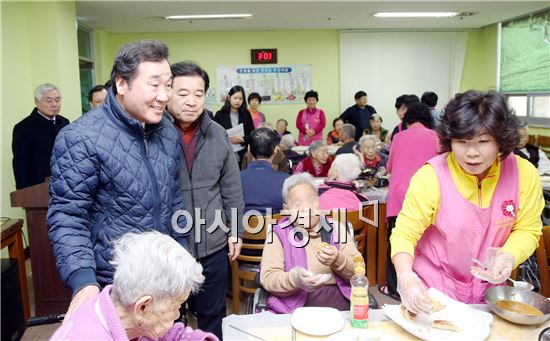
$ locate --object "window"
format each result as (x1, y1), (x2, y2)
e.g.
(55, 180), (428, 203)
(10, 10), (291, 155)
(77, 25), (95, 114)
(507, 94), (550, 126)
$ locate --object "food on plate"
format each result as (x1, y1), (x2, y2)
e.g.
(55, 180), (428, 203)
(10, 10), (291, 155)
(430, 298), (445, 312)
(316, 242), (330, 252)
(494, 300), (544, 316)
(400, 304), (460, 332)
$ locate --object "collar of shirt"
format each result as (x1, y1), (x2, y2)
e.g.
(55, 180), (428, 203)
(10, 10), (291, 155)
(37, 110), (56, 123)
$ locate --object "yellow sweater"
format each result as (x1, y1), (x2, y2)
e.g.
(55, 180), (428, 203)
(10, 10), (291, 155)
(390, 153), (544, 267)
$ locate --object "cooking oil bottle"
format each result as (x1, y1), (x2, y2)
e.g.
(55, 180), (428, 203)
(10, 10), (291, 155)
(350, 256), (369, 328)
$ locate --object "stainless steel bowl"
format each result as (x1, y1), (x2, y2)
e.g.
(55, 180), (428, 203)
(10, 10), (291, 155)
(485, 286), (550, 325)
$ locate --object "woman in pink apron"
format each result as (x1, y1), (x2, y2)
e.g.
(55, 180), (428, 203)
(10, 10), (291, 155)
(296, 90), (326, 146)
(390, 90), (544, 313)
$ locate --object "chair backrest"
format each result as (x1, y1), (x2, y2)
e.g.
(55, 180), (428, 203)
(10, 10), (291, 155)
(230, 213), (280, 314)
(528, 134), (537, 145)
(330, 205), (377, 282)
(536, 225), (550, 297)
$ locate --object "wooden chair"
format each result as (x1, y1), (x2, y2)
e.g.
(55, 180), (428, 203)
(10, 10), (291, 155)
(331, 205), (377, 282)
(528, 134), (537, 145)
(538, 135), (550, 157)
(230, 214), (280, 314)
(535, 226), (550, 297)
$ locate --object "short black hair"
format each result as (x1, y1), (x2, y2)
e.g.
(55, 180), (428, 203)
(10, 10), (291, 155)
(438, 90), (521, 158)
(421, 91), (438, 107)
(277, 118), (288, 126)
(88, 85), (107, 102)
(110, 40), (169, 95)
(394, 94), (419, 110)
(250, 127), (279, 159)
(248, 92), (262, 104)
(403, 102), (434, 129)
(354, 91), (367, 100)
(304, 90), (318, 102)
(170, 61), (210, 91)
(332, 117), (343, 127)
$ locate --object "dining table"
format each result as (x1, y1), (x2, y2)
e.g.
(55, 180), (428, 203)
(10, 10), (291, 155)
(222, 306), (549, 340)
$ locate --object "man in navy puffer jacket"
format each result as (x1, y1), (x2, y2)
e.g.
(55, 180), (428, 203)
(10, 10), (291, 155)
(47, 40), (187, 321)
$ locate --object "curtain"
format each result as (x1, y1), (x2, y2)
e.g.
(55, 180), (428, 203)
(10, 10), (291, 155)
(340, 31), (468, 130)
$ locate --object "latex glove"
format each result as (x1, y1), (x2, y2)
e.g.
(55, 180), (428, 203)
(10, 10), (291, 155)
(471, 251), (514, 284)
(289, 267), (329, 291)
(316, 243), (339, 266)
(397, 271), (432, 315)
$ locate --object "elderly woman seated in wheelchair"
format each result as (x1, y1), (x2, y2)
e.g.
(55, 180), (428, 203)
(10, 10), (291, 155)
(259, 173), (363, 313)
(51, 231), (218, 341)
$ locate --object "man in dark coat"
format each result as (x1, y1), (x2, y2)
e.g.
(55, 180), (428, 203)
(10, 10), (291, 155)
(47, 40), (187, 322)
(340, 90), (377, 141)
(12, 83), (69, 189)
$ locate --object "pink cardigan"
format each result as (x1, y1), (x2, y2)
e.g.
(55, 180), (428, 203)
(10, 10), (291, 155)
(386, 123), (439, 218)
(50, 285), (218, 341)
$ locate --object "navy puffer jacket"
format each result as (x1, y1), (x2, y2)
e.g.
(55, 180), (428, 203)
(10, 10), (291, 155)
(47, 89), (187, 293)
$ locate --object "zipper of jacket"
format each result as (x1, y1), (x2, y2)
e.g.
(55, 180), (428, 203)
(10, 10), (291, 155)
(477, 178), (482, 208)
(192, 128), (208, 256)
(142, 133), (162, 230)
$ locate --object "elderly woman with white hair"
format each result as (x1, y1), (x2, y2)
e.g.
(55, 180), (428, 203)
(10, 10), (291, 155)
(294, 140), (333, 177)
(260, 173), (362, 313)
(319, 154), (368, 212)
(51, 231), (218, 341)
(355, 134), (388, 170)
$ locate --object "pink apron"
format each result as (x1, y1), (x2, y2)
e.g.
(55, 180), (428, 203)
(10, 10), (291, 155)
(297, 108), (324, 146)
(413, 153), (519, 303)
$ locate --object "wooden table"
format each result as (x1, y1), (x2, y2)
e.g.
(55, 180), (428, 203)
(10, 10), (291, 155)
(1, 218), (30, 320)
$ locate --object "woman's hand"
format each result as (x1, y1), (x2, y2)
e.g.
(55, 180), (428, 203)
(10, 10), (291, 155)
(229, 135), (244, 144)
(316, 244), (339, 266)
(289, 267), (328, 291)
(397, 271), (433, 315)
(306, 129), (315, 137)
(470, 251), (514, 284)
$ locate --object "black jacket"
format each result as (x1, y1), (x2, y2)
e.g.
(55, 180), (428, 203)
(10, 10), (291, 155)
(12, 108), (69, 189)
(213, 109), (255, 162)
(340, 104), (377, 141)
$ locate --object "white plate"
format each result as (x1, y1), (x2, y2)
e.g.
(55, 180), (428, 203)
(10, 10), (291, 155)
(382, 288), (493, 341)
(290, 307), (345, 336)
(327, 328), (399, 341)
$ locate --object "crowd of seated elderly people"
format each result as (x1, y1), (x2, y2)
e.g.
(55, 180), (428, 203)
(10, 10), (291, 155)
(27, 41), (545, 341)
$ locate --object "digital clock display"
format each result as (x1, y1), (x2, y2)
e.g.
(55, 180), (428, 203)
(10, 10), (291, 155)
(251, 49), (277, 64)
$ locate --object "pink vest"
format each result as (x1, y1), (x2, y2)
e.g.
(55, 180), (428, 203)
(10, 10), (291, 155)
(266, 218), (351, 313)
(413, 153), (518, 303)
(297, 108), (324, 146)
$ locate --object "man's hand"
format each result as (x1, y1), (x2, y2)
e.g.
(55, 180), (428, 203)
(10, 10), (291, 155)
(228, 237), (242, 261)
(63, 285), (100, 323)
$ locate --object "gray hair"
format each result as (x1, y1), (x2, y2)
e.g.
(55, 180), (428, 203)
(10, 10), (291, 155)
(282, 173), (318, 203)
(330, 154), (362, 182)
(308, 140), (327, 156)
(359, 134), (377, 148)
(34, 83), (60, 102)
(340, 123), (356, 139)
(259, 121), (274, 129)
(110, 231), (204, 307)
(110, 40), (169, 95)
(280, 134), (295, 149)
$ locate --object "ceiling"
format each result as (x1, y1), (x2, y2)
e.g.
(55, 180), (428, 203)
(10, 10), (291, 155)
(76, 1), (550, 34)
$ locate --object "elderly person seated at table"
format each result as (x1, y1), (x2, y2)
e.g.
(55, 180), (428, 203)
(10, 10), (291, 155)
(294, 141), (333, 177)
(319, 154), (368, 212)
(514, 124), (550, 175)
(355, 134), (387, 170)
(334, 124), (359, 156)
(51, 231), (217, 341)
(260, 173), (362, 313)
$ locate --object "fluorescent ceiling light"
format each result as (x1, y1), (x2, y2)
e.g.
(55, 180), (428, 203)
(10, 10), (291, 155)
(165, 14), (253, 20)
(374, 12), (458, 18)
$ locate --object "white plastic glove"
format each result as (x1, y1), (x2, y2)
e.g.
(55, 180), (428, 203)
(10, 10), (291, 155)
(289, 267), (331, 291)
(397, 271), (433, 315)
(471, 251), (515, 284)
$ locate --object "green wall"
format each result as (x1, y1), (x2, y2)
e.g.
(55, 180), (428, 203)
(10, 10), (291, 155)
(93, 30), (341, 136)
(1, 1), (81, 223)
(460, 25), (498, 91)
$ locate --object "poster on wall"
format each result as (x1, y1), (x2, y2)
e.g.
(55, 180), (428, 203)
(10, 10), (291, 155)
(216, 64), (312, 104)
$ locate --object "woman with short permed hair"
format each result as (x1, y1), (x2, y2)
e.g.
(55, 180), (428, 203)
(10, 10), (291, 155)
(390, 90), (544, 313)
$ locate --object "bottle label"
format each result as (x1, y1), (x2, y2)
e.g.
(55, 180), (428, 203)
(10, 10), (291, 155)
(352, 304), (369, 321)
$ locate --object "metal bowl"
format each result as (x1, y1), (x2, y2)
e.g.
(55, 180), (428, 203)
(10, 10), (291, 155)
(485, 286), (550, 325)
